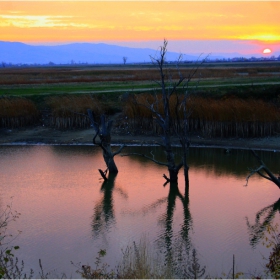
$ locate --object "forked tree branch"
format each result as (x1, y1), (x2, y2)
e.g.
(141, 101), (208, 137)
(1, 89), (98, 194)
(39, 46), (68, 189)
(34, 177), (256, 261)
(245, 150), (280, 188)
(113, 144), (126, 157)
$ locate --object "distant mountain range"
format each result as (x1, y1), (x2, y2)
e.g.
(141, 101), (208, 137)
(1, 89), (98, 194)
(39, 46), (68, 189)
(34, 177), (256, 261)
(0, 41), (279, 65)
(0, 41), (198, 64)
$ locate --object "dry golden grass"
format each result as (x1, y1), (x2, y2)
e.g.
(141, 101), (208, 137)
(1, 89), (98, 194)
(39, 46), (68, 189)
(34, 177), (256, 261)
(123, 93), (280, 138)
(46, 95), (104, 129)
(0, 97), (39, 128)
(1, 64), (280, 85)
(1, 88), (279, 137)
(188, 97), (280, 137)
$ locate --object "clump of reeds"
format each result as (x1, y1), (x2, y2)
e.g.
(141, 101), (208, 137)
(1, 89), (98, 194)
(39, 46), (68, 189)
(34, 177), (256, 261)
(188, 97), (280, 138)
(77, 238), (210, 279)
(0, 96), (39, 128)
(122, 93), (187, 134)
(46, 95), (104, 129)
(123, 93), (280, 138)
(116, 239), (170, 279)
(122, 93), (155, 132)
(76, 238), (171, 279)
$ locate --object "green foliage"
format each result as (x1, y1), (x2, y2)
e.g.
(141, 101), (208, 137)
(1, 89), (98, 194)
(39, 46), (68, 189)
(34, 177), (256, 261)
(0, 245), (34, 279)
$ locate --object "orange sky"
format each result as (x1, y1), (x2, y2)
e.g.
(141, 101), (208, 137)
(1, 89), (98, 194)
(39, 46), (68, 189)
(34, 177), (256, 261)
(0, 1), (279, 53)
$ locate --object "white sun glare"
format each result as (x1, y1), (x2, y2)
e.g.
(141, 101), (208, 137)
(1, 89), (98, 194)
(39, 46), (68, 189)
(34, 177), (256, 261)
(263, 48), (272, 54)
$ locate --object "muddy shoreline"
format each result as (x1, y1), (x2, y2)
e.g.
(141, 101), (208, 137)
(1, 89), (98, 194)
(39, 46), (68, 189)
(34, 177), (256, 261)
(1, 126), (280, 152)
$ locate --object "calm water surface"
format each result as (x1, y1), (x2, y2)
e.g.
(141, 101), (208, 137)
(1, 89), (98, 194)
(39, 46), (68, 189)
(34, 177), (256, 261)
(0, 145), (279, 278)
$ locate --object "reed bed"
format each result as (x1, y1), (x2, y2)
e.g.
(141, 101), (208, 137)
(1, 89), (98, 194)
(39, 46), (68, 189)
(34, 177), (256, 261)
(0, 97), (39, 128)
(46, 95), (104, 129)
(188, 97), (280, 138)
(123, 93), (280, 138)
(122, 93), (189, 134)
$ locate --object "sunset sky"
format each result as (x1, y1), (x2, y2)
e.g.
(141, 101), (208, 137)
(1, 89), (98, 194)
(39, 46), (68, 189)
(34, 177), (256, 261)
(0, 1), (280, 55)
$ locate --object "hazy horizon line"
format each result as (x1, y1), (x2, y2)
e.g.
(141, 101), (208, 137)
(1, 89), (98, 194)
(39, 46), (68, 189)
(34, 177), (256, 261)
(3, 39), (280, 55)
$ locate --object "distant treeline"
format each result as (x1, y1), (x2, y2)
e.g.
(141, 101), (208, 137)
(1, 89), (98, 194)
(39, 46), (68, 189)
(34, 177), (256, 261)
(1, 54), (280, 68)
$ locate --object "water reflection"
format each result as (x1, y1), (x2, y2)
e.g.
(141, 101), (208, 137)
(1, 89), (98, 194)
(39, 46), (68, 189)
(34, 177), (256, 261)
(51, 145), (98, 157)
(1, 145), (279, 276)
(188, 147), (279, 177)
(159, 183), (192, 269)
(247, 197), (280, 247)
(124, 146), (280, 178)
(131, 180), (194, 276)
(92, 174), (128, 238)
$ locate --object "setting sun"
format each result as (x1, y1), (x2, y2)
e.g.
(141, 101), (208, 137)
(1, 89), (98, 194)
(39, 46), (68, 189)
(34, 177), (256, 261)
(263, 48), (272, 54)
(0, 1), (279, 57)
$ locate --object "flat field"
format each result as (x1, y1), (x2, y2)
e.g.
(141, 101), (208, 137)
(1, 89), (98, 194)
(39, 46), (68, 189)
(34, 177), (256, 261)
(0, 61), (280, 96)
(0, 61), (279, 141)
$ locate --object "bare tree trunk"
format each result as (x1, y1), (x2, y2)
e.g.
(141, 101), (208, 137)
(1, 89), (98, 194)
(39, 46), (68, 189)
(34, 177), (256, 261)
(168, 167), (179, 183)
(184, 165), (189, 192)
(182, 140), (190, 192)
(164, 135), (182, 182)
(87, 110), (125, 176)
(99, 132), (118, 173)
(122, 39), (203, 185)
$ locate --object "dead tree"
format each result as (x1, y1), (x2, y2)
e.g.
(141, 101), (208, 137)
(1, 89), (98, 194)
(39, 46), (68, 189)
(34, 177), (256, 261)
(87, 109), (125, 177)
(122, 39), (202, 185)
(173, 90), (192, 188)
(245, 149), (280, 188)
(122, 56), (128, 65)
